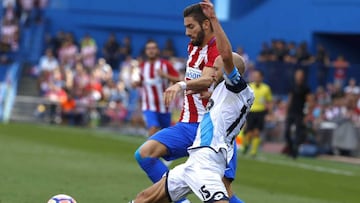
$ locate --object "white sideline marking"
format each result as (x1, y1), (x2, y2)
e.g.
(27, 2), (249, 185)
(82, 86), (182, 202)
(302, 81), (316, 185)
(256, 157), (355, 176)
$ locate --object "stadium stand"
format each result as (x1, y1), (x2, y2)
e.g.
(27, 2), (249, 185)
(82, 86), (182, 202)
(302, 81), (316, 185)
(2, 0), (359, 157)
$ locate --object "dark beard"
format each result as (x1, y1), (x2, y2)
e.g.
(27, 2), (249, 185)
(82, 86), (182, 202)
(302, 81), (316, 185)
(191, 28), (205, 46)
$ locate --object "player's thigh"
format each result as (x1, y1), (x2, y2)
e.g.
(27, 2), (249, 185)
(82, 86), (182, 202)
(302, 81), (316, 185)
(138, 139), (168, 158)
(135, 177), (169, 203)
(166, 164), (192, 202)
(143, 110), (161, 129)
(185, 150), (229, 202)
(148, 122), (199, 160)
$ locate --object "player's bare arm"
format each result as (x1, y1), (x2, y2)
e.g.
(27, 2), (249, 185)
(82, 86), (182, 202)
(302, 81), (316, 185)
(164, 66), (214, 106)
(201, 0), (234, 74)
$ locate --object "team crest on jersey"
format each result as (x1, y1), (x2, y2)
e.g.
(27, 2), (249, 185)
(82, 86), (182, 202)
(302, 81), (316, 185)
(185, 67), (202, 80)
(206, 98), (214, 111)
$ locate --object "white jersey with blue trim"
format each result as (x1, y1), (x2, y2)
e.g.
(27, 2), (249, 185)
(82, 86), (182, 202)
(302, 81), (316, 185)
(188, 70), (254, 164)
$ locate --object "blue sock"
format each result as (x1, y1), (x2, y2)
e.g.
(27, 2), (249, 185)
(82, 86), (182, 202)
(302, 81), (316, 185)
(175, 198), (188, 203)
(230, 194), (245, 203)
(135, 149), (168, 183)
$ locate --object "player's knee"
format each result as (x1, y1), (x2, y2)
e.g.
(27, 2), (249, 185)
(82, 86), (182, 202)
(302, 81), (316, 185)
(135, 141), (166, 161)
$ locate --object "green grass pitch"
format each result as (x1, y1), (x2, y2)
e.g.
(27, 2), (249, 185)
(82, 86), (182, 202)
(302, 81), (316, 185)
(0, 123), (359, 203)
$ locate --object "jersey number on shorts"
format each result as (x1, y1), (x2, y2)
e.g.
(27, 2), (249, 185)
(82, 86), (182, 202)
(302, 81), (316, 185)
(199, 185), (211, 200)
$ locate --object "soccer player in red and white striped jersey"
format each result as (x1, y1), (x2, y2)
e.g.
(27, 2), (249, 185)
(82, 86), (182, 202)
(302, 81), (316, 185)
(176, 37), (218, 123)
(136, 40), (180, 136)
(134, 3), (244, 203)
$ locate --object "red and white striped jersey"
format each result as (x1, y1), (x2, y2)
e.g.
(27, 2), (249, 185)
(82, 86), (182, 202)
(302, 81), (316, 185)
(179, 37), (219, 123)
(140, 59), (179, 113)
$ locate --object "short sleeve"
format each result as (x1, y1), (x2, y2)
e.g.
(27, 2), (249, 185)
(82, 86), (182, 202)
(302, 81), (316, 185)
(205, 43), (220, 68)
(164, 60), (179, 77)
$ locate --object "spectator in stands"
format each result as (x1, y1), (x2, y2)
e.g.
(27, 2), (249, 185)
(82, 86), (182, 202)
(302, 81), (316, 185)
(80, 33), (97, 68)
(95, 58), (113, 84)
(73, 62), (90, 90)
(257, 42), (272, 62)
(3, 3), (17, 22)
(33, 0), (47, 23)
(314, 44), (330, 88)
(45, 83), (67, 124)
(331, 81), (345, 99)
(315, 86), (331, 106)
(272, 40), (287, 62)
(283, 69), (311, 158)
(102, 33), (120, 70)
(44, 30), (66, 57)
(19, 0), (34, 26)
(296, 42), (312, 65)
(1, 18), (19, 51)
(332, 54), (350, 88)
(38, 48), (59, 74)
(119, 55), (140, 122)
(284, 41), (297, 63)
(60, 89), (77, 125)
(161, 38), (176, 59)
(2, 0), (16, 8)
(303, 93), (323, 137)
(0, 40), (12, 64)
(344, 78), (360, 96)
(119, 36), (132, 63)
(236, 46), (250, 67)
(103, 81), (128, 126)
(295, 41), (313, 77)
(58, 38), (78, 69)
(86, 73), (103, 105)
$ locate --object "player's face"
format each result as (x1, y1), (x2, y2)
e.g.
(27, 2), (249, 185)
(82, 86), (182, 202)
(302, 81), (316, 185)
(145, 42), (159, 60)
(251, 71), (263, 84)
(184, 17), (205, 46)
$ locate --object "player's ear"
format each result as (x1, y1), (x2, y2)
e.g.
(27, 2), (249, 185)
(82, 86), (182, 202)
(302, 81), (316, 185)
(202, 19), (211, 30)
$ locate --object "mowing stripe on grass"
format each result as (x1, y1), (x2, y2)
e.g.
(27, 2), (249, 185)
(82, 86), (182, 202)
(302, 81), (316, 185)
(257, 156), (355, 176)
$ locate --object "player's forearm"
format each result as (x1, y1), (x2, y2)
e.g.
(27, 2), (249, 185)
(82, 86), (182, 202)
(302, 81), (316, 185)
(209, 16), (234, 74)
(185, 76), (213, 91)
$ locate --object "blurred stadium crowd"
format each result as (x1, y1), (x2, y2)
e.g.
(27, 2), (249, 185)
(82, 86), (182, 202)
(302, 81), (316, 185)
(32, 31), (185, 128)
(1, 0), (359, 156)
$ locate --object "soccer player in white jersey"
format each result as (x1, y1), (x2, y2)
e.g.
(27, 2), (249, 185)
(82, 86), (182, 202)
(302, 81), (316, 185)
(131, 1), (254, 203)
(136, 40), (180, 136)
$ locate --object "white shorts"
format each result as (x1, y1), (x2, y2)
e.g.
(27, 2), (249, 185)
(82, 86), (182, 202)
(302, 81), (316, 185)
(166, 148), (229, 202)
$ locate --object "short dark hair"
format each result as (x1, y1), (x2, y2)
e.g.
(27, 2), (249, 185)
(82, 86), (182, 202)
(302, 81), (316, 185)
(145, 39), (158, 47)
(183, 3), (209, 25)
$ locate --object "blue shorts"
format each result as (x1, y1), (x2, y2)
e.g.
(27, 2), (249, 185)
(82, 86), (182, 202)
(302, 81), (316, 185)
(143, 110), (171, 129)
(224, 143), (237, 181)
(148, 122), (237, 180)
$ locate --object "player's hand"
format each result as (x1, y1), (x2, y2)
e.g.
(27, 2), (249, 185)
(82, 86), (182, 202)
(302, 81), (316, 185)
(200, 0), (216, 19)
(164, 83), (182, 107)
